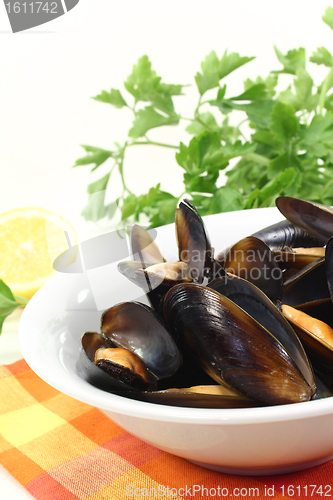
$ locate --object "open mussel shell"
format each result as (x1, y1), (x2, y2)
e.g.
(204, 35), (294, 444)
(175, 199), (215, 282)
(78, 332), (152, 392)
(131, 224), (165, 264)
(224, 236), (283, 302)
(101, 301), (182, 380)
(117, 260), (192, 312)
(117, 261), (191, 291)
(285, 319), (333, 376)
(273, 248), (325, 278)
(216, 219), (323, 265)
(276, 196), (333, 245)
(163, 280), (316, 405)
(325, 237), (333, 303)
(114, 385), (261, 408)
(252, 219), (324, 251)
(288, 237), (333, 377)
(282, 258), (330, 307)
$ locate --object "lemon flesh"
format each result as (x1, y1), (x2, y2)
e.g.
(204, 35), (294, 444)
(0, 208), (76, 300)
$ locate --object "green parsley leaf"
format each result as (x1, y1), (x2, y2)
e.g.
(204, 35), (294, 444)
(124, 55), (184, 113)
(210, 98), (275, 128)
(87, 173), (110, 195)
(119, 185), (178, 227)
(81, 192), (108, 222)
(252, 130), (283, 151)
(121, 194), (139, 220)
(273, 46), (306, 75)
(267, 152), (301, 180)
(229, 83), (269, 101)
(270, 101), (299, 142)
(195, 51), (221, 95)
(124, 55), (160, 101)
(129, 106), (180, 138)
(310, 47), (333, 67)
(185, 112), (220, 135)
(93, 89), (128, 108)
(219, 116), (241, 142)
(323, 6), (333, 30)
(0, 280), (22, 334)
(278, 87), (300, 110)
(206, 186), (244, 214)
(244, 168), (298, 208)
(74, 145), (113, 172)
(144, 189), (178, 227)
(299, 112), (333, 156)
(184, 171), (219, 194)
(218, 50), (255, 80)
(195, 72), (220, 96)
(176, 132), (228, 175)
(294, 68), (318, 111)
(195, 51), (254, 95)
(244, 75), (278, 98)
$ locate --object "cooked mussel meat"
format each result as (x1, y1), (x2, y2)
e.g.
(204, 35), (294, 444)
(79, 301), (182, 394)
(79, 331), (151, 391)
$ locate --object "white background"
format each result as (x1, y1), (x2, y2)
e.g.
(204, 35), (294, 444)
(1, 1), (333, 497)
(1, 0), (333, 237)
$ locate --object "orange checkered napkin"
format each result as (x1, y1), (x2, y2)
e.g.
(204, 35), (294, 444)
(1, 359), (333, 500)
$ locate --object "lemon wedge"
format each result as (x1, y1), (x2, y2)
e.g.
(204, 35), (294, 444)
(0, 208), (77, 300)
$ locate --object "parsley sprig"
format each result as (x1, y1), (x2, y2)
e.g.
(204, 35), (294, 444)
(74, 7), (333, 228)
(0, 280), (27, 334)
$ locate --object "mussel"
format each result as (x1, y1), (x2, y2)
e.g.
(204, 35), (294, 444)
(216, 218), (324, 265)
(223, 236), (283, 302)
(79, 301), (182, 393)
(276, 196), (333, 245)
(78, 195), (333, 409)
(163, 276), (316, 405)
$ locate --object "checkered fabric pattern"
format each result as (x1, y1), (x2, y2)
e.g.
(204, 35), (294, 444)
(1, 359), (333, 500)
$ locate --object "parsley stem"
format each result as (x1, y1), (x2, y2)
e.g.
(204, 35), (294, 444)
(118, 142), (133, 195)
(238, 117), (249, 128)
(321, 177), (333, 197)
(243, 153), (270, 166)
(14, 295), (29, 306)
(319, 67), (333, 114)
(130, 140), (179, 149)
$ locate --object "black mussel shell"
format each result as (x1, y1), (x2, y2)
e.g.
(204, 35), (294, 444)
(163, 281), (316, 405)
(283, 238), (333, 379)
(216, 219), (323, 266)
(325, 237), (333, 304)
(117, 261), (191, 291)
(224, 236), (283, 302)
(78, 332), (151, 392)
(101, 301), (182, 380)
(208, 275), (315, 390)
(117, 260), (192, 312)
(283, 258), (330, 307)
(175, 199), (214, 282)
(252, 219), (324, 251)
(276, 196), (333, 245)
(131, 224), (165, 264)
(113, 386), (261, 408)
(273, 248), (325, 278)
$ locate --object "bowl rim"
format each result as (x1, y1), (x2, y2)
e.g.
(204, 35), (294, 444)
(18, 207), (333, 425)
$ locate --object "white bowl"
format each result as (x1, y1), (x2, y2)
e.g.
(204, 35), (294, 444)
(18, 207), (333, 476)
